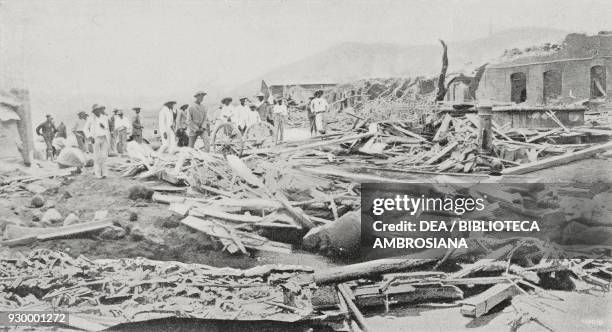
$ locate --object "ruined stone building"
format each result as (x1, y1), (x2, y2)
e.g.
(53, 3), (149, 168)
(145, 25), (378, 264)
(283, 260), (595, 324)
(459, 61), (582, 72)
(477, 32), (612, 105)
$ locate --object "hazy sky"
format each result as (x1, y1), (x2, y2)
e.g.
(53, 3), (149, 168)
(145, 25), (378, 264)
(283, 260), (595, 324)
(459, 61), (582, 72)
(1, 0), (611, 119)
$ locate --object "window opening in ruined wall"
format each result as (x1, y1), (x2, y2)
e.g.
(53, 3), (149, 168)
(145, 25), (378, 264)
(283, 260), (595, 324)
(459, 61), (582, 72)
(543, 70), (562, 104)
(510, 72), (527, 103)
(590, 65), (607, 98)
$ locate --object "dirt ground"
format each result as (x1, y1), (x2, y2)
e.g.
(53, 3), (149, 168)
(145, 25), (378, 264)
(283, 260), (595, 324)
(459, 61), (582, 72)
(4, 151), (611, 269)
(2, 155), (339, 271)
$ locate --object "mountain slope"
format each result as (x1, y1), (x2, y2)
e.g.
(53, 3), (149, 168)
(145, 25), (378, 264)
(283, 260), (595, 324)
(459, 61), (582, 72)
(234, 27), (568, 94)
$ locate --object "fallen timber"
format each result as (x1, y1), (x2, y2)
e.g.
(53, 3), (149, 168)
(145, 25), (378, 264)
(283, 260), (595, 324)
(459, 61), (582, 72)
(0, 238), (609, 331)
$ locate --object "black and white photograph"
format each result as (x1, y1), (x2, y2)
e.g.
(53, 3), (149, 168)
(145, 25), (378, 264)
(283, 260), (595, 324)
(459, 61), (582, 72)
(0, 1), (611, 331)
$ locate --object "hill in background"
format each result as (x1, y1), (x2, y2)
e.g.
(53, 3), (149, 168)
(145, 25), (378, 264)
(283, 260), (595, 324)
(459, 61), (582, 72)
(233, 27), (568, 94)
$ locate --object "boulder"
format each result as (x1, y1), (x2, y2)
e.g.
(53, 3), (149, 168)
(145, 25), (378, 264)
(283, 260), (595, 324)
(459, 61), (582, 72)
(128, 185), (154, 200)
(100, 225), (126, 240)
(129, 211), (138, 221)
(31, 195), (46, 208)
(130, 226), (145, 241)
(32, 210), (43, 222)
(63, 213), (79, 226)
(41, 208), (62, 224)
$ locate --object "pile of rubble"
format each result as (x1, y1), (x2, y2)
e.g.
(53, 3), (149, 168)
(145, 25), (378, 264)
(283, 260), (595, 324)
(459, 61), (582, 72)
(0, 249), (314, 330)
(1, 238), (609, 331)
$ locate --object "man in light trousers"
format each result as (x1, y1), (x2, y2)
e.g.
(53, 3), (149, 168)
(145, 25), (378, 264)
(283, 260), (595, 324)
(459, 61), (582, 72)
(85, 104), (111, 178)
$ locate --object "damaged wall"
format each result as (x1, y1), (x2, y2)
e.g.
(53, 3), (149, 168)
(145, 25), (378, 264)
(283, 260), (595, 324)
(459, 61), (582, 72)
(477, 32), (612, 105)
(0, 89), (34, 165)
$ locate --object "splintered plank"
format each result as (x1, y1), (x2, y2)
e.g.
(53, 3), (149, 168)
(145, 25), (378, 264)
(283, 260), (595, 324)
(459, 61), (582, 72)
(37, 221), (113, 240)
(190, 205), (263, 223)
(390, 124), (428, 142)
(152, 192), (186, 204)
(459, 283), (521, 317)
(168, 203), (192, 216)
(433, 114), (452, 142)
(425, 141), (458, 165)
(243, 132), (375, 155)
(502, 141), (612, 175)
(181, 216), (291, 254)
(526, 129), (559, 143)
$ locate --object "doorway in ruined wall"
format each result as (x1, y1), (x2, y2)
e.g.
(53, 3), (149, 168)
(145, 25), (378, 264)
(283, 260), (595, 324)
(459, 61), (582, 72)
(590, 65), (607, 98)
(510, 72), (527, 103)
(543, 70), (562, 104)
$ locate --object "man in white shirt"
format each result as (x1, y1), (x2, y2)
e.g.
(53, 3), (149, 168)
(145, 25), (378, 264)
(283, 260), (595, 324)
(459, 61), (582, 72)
(234, 97), (251, 134)
(272, 99), (288, 143)
(72, 111), (89, 152)
(158, 101), (177, 154)
(214, 97), (234, 129)
(310, 90), (329, 135)
(246, 104), (261, 128)
(114, 109), (131, 154)
(84, 104), (111, 178)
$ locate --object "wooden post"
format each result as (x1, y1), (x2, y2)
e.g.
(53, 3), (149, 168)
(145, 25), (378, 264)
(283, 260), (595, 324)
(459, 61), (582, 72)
(477, 103), (493, 154)
(12, 89), (34, 166)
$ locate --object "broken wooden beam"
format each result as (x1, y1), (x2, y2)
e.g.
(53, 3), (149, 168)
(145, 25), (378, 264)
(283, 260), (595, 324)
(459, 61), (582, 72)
(312, 258), (436, 285)
(190, 205), (263, 223)
(337, 283), (372, 332)
(391, 124), (428, 142)
(425, 141), (459, 165)
(354, 282), (463, 308)
(502, 141), (612, 175)
(433, 114), (452, 142)
(181, 216), (292, 254)
(274, 192), (315, 229)
(243, 132), (375, 155)
(526, 129), (559, 143)
(37, 220), (114, 241)
(459, 283), (521, 318)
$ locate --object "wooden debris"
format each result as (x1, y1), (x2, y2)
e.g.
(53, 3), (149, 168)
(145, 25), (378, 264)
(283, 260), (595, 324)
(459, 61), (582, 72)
(181, 216), (292, 254)
(37, 221), (114, 241)
(503, 141), (612, 175)
(425, 141), (458, 165)
(190, 205), (263, 223)
(459, 283), (521, 317)
(337, 283), (372, 332)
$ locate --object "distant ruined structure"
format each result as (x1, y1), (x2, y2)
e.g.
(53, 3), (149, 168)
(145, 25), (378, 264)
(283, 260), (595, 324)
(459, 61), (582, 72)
(477, 32), (612, 105)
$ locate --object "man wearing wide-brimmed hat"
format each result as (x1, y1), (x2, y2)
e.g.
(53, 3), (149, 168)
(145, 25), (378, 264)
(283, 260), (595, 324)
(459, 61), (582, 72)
(176, 104), (190, 147)
(215, 97), (233, 125)
(158, 101), (177, 154)
(254, 92), (271, 125)
(186, 90), (210, 151)
(310, 90), (329, 135)
(114, 109), (130, 154)
(233, 97), (252, 135)
(84, 104), (111, 178)
(131, 107), (143, 143)
(36, 114), (58, 160)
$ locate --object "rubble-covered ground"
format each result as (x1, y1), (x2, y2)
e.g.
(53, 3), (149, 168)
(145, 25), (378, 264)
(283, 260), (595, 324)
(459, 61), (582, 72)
(1, 97), (612, 331)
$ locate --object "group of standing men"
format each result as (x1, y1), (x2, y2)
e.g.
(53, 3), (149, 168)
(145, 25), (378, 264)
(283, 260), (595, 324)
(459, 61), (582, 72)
(157, 91), (273, 153)
(35, 88), (330, 178)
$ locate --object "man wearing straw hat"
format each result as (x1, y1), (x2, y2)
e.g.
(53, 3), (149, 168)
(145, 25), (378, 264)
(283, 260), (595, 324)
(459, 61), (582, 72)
(84, 104), (111, 178)
(131, 107), (144, 143)
(36, 114), (57, 160)
(310, 90), (329, 135)
(186, 91), (210, 151)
